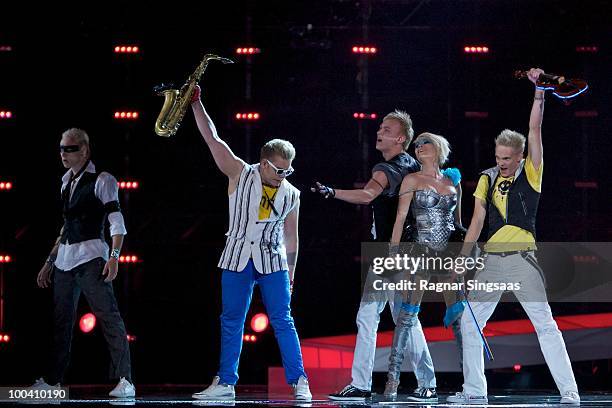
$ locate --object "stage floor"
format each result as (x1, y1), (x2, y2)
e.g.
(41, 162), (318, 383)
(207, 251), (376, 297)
(2, 388), (612, 407)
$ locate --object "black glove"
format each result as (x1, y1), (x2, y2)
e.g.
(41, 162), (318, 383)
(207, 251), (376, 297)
(311, 181), (335, 199)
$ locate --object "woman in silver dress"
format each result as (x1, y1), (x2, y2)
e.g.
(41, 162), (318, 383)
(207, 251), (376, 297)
(384, 132), (465, 402)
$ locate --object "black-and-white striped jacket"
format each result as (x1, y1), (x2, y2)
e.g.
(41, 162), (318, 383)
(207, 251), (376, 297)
(218, 163), (300, 274)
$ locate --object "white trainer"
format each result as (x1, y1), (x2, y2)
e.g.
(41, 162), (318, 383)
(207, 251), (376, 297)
(192, 376), (235, 400)
(109, 377), (136, 398)
(29, 378), (61, 391)
(447, 391), (488, 404)
(293, 376), (312, 401)
(561, 391), (580, 404)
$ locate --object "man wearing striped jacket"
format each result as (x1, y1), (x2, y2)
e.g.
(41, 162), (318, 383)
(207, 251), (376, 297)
(189, 86), (311, 401)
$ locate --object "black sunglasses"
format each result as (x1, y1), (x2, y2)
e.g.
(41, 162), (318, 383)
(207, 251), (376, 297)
(60, 144), (81, 153)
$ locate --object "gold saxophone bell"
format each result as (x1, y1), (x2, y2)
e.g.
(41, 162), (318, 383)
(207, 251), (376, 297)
(154, 54), (234, 137)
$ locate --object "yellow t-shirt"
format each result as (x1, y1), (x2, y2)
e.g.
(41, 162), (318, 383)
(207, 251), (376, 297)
(259, 184), (279, 220)
(474, 156), (543, 252)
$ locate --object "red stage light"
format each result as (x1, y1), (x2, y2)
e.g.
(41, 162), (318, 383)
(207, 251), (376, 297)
(576, 46), (598, 53)
(114, 111), (139, 120)
(0, 334), (10, 343)
(0, 255), (12, 263)
(352, 45), (377, 54)
(464, 45), (489, 54)
(236, 47), (261, 55)
(235, 112), (261, 121)
(0, 46), (12, 52)
(513, 364), (521, 372)
(353, 112), (377, 120)
(251, 313), (269, 333)
(127, 334), (137, 342)
(119, 255), (139, 264)
(79, 313), (96, 333)
(0, 111), (13, 119)
(118, 180), (139, 190)
(114, 45), (140, 54)
(0, 182), (13, 190)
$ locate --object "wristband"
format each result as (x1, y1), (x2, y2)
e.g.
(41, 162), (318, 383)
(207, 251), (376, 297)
(110, 248), (121, 260)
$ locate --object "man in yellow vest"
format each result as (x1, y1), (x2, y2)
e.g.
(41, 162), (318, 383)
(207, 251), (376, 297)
(447, 68), (579, 405)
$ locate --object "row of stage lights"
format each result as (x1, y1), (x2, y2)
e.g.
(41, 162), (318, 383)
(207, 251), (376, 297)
(1, 181), (138, 190)
(0, 254), (139, 264)
(0, 43), (599, 56)
(1, 42), (599, 126)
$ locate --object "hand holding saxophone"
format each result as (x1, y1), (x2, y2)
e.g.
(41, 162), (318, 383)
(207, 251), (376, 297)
(154, 54), (233, 137)
(191, 85), (202, 104)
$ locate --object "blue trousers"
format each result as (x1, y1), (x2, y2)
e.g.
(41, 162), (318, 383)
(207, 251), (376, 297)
(218, 259), (307, 385)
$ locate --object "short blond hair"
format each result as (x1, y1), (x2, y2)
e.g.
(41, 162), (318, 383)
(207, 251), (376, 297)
(416, 132), (451, 166)
(383, 110), (414, 150)
(260, 139), (296, 161)
(62, 128), (90, 147)
(495, 129), (526, 154)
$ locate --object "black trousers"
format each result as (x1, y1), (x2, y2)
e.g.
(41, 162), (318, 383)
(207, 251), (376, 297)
(49, 257), (131, 384)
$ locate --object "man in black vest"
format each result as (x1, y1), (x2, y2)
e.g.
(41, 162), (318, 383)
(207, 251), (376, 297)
(34, 128), (134, 398)
(447, 69), (579, 405)
(313, 111), (439, 402)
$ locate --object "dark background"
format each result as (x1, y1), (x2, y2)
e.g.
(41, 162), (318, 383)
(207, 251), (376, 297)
(0, 0), (611, 390)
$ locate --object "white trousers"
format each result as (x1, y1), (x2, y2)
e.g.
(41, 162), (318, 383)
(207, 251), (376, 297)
(461, 252), (578, 396)
(351, 297), (436, 390)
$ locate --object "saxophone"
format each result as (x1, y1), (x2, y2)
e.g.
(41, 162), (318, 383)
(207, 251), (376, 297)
(154, 54), (234, 137)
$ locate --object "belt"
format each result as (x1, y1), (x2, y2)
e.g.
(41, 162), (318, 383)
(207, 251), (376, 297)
(485, 250), (529, 257)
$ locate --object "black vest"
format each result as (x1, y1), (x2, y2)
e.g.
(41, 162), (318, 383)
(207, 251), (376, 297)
(60, 172), (120, 244)
(371, 152), (420, 242)
(482, 162), (540, 241)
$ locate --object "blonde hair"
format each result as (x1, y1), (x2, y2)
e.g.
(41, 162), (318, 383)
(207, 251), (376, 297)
(62, 128), (90, 147)
(416, 132), (451, 166)
(260, 139), (296, 161)
(383, 110), (414, 150)
(495, 129), (526, 154)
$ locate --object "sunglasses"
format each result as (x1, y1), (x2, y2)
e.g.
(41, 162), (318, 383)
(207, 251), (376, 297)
(414, 139), (432, 149)
(265, 159), (294, 177)
(60, 144), (81, 153)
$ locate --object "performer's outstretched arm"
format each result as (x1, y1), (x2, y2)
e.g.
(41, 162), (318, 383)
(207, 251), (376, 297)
(312, 171), (388, 205)
(526, 68), (545, 170)
(284, 201), (300, 292)
(191, 85), (245, 181)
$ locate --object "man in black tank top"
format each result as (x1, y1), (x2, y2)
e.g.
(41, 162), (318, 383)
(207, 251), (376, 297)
(312, 111), (431, 401)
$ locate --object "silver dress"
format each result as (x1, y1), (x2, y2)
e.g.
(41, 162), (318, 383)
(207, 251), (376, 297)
(385, 189), (463, 387)
(412, 190), (457, 251)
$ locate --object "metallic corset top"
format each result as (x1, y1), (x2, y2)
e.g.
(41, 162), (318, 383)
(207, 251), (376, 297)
(412, 189), (457, 251)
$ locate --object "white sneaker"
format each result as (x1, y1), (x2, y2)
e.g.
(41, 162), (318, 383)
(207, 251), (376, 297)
(447, 391), (488, 404)
(109, 377), (136, 398)
(293, 376), (312, 401)
(29, 378), (60, 391)
(192, 376), (235, 400)
(561, 391), (580, 404)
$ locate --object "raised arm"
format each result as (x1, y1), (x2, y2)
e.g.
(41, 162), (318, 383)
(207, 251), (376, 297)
(526, 68), (545, 170)
(390, 175), (417, 244)
(312, 171), (388, 205)
(191, 86), (245, 181)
